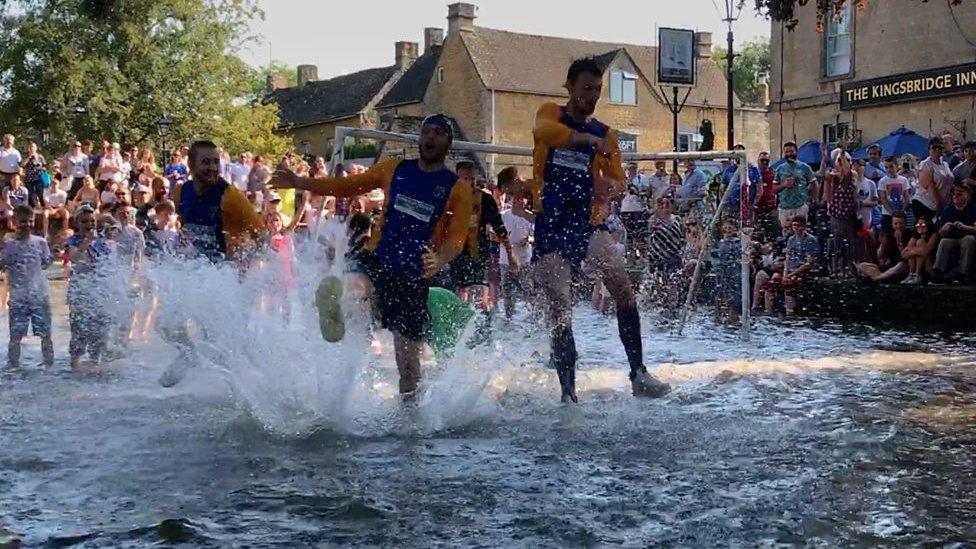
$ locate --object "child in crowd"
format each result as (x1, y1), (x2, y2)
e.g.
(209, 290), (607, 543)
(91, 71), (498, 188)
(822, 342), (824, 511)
(144, 200), (179, 259)
(65, 206), (113, 371)
(714, 217), (743, 324)
(264, 211), (295, 320)
(2, 205), (54, 367)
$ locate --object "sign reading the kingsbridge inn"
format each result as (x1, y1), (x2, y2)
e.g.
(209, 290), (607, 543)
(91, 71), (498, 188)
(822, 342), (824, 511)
(840, 62), (976, 110)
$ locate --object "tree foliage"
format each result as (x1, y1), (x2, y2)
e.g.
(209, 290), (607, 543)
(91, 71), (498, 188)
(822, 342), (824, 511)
(0, 0), (282, 156)
(249, 60), (297, 102)
(714, 39), (771, 106)
(751, 0), (965, 30)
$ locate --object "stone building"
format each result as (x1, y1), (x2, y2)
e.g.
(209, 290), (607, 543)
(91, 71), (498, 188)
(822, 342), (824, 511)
(769, 0), (976, 155)
(375, 3), (768, 176)
(264, 42), (421, 159)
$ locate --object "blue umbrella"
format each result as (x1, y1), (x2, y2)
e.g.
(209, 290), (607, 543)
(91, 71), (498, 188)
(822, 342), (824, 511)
(771, 139), (822, 170)
(852, 127), (929, 160)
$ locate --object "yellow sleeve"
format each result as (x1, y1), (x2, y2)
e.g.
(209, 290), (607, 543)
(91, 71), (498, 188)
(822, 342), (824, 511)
(305, 158), (399, 198)
(435, 180), (475, 260)
(221, 185), (266, 243)
(596, 130), (627, 196)
(532, 103), (573, 148)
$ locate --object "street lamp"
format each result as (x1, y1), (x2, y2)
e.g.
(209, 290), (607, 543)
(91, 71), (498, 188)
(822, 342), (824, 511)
(721, 0), (744, 150)
(156, 113), (172, 158)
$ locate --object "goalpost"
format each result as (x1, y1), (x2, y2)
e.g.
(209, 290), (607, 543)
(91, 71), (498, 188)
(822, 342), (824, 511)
(331, 126), (753, 340)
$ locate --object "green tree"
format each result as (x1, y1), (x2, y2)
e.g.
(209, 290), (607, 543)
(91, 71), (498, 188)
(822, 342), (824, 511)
(213, 101), (290, 158)
(0, 0), (279, 156)
(713, 38), (771, 106)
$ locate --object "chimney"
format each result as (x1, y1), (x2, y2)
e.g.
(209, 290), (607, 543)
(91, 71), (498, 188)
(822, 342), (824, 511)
(424, 27), (444, 53)
(297, 64), (318, 87)
(395, 41), (419, 70)
(265, 73), (287, 94)
(695, 32), (713, 59)
(447, 3), (476, 34)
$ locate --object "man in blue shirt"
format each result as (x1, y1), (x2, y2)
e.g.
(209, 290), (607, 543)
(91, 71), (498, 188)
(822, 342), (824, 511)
(864, 144), (885, 183)
(934, 184), (976, 283)
(677, 159), (708, 211)
(722, 144), (761, 218)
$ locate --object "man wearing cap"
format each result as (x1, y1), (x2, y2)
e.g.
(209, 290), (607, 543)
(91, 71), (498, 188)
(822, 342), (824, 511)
(526, 57), (669, 403)
(934, 184), (976, 283)
(271, 114), (474, 400)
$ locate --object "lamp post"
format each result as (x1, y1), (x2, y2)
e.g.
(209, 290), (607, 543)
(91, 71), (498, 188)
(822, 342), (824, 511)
(721, 0), (743, 150)
(156, 113), (172, 160)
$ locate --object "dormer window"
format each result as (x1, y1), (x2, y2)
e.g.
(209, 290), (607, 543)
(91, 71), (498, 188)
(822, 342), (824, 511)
(610, 69), (637, 105)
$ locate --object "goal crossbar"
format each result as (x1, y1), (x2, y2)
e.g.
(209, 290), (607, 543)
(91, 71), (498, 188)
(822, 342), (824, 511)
(332, 126), (752, 340)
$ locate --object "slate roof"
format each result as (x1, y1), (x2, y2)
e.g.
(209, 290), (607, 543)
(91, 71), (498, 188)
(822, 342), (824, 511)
(376, 46), (443, 109)
(266, 65), (400, 128)
(459, 27), (740, 108)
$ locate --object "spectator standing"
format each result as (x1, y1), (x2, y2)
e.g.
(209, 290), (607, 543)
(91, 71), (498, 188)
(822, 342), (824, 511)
(773, 141), (818, 233)
(953, 141), (976, 192)
(942, 133), (962, 171)
(864, 144), (885, 183)
(625, 162), (650, 196)
(754, 151), (779, 242)
(722, 143), (761, 224)
(498, 189), (533, 320)
(646, 196), (684, 276)
(0, 134), (22, 189)
(88, 140), (109, 179)
(62, 141), (90, 200)
(878, 156), (910, 233)
(915, 137), (954, 219)
(853, 158), (879, 246)
(823, 151), (859, 277)
(246, 154), (271, 204)
(676, 159), (708, 209)
(95, 142), (124, 190)
(646, 161), (670, 204)
(163, 152), (189, 187)
(2, 205), (54, 367)
(20, 141), (46, 209)
(229, 152), (252, 192)
(933, 184), (976, 283)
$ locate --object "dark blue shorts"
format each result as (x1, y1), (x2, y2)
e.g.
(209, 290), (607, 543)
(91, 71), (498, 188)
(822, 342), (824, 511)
(10, 298), (52, 338)
(359, 252), (430, 342)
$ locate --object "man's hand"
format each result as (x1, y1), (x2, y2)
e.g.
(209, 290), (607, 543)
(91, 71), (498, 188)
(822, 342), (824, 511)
(270, 169), (302, 190)
(590, 135), (611, 157)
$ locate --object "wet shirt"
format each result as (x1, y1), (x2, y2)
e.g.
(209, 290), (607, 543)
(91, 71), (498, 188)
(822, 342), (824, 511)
(173, 178), (265, 261)
(1, 235), (51, 302)
(775, 160), (816, 210)
(302, 158), (473, 278)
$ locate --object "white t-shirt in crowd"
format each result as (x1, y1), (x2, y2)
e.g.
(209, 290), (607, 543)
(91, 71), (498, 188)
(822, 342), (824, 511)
(45, 187), (67, 208)
(499, 210), (533, 267)
(620, 193), (645, 213)
(63, 153), (89, 179)
(0, 147), (22, 173)
(918, 157), (955, 210)
(878, 174), (909, 216)
(856, 177), (878, 229)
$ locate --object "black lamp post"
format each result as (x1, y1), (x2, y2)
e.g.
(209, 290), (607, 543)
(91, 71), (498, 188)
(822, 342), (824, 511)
(156, 113), (172, 159)
(721, 0), (743, 150)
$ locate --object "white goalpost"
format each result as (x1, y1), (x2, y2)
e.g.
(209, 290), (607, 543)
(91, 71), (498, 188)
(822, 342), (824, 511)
(331, 126), (753, 340)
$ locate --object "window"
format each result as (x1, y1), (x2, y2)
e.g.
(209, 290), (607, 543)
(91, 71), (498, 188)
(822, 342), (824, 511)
(824, 3), (852, 77)
(437, 67), (444, 83)
(678, 130), (703, 152)
(823, 122), (850, 149)
(300, 140), (311, 156)
(609, 69), (637, 105)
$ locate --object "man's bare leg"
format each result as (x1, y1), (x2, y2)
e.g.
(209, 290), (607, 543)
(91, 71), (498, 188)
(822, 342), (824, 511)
(393, 332), (422, 398)
(533, 254), (577, 402)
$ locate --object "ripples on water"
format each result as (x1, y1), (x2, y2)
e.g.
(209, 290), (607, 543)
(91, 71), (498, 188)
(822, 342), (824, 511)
(3, 223), (976, 546)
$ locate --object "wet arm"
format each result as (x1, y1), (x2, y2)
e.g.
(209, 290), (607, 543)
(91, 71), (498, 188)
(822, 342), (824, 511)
(295, 159), (397, 198)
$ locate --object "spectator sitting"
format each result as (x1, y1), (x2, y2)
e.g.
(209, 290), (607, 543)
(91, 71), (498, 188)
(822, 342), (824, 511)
(899, 216), (939, 285)
(857, 212), (913, 283)
(761, 215), (819, 316)
(933, 184), (976, 283)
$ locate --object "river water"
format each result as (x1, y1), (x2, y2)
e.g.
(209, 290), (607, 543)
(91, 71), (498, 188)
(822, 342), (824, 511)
(3, 262), (976, 547)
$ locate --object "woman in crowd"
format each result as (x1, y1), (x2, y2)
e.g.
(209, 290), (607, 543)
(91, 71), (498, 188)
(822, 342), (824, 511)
(96, 143), (125, 190)
(823, 150), (859, 278)
(899, 216), (939, 285)
(62, 141), (90, 201)
(21, 141), (46, 209)
(71, 175), (100, 211)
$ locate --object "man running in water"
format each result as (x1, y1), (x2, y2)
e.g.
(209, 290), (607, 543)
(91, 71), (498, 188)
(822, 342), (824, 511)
(271, 114), (474, 399)
(529, 58), (670, 402)
(158, 140), (266, 387)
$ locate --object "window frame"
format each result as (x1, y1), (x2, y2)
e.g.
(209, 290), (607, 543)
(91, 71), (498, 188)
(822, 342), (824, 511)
(608, 69), (638, 106)
(822, 2), (854, 80)
(678, 130), (703, 152)
(436, 66), (444, 84)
